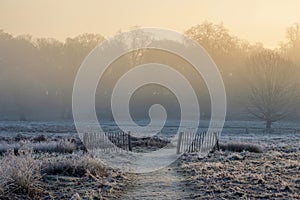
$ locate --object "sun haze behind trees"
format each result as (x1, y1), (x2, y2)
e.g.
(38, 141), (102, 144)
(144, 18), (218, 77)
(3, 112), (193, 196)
(0, 22), (299, 127)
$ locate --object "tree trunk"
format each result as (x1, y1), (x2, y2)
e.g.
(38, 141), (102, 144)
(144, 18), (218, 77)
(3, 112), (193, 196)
(19, 112), (27, 121)
(266, 120), (272, 129)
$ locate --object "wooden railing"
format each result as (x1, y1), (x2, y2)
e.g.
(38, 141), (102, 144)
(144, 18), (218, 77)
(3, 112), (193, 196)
(83, 131), (131, 152)
(176, 131), (220, 154)
(82, 131), (220, 154)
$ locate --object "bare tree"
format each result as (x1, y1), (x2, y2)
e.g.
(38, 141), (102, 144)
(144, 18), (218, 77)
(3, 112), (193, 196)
(247, 50), (298, 129)
(61, 33), (105, 119)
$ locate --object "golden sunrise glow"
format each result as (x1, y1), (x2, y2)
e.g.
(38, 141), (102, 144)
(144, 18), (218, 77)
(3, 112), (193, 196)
(1, 0), (300, 48)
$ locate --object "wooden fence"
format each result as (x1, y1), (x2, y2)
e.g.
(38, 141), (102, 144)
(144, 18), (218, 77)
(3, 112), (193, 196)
(83, 131), (132, 152)
(83, 131), (220, 154)
(176, 131), (220, 154)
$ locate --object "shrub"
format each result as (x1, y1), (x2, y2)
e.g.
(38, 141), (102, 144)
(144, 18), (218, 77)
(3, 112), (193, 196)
(0, 142), (20, 155)
(30, 140), (77, 154)
(220, 142), (263, 153)
(42, 154), (108, 178)
(0, 148), (42, 198)
(56, 140), (77, 153)
(0, 140), (77, 155)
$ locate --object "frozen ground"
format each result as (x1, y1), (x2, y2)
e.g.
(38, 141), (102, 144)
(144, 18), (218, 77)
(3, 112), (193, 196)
(1, 120), (299, 146)
(0, 120), (299, 199)
(1, 119), (299, 169)
(0, 119), (299, 134)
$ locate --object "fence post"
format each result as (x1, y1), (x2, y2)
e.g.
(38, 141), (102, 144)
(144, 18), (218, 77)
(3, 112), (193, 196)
(122, 132), (125, 151)
(176, 132), (183, 154)
(197, 133), (200, 152)
(204, 131), (207, 150)
(245, 127), (249, 134)
(128, 131), (132, 151)
(208, 131), (211, 151)
(192, 132), (196, 152)
(188, 132), (190, 152)
(199, 132), (202, 152)
(183, 132), (186, 152)
(214, 132), (220, 151)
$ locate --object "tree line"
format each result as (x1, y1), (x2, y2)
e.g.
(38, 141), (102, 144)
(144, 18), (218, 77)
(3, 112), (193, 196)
(0, 22), (299, 128)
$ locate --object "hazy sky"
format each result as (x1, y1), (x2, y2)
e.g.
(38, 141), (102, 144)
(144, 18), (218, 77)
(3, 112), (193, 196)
(1, 0), (300, 48)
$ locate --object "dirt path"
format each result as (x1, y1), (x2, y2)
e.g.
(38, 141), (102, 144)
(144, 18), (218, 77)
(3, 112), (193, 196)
(119, 161), (197, 200)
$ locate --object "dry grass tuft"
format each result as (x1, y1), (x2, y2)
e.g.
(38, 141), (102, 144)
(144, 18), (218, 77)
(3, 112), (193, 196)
(31, 140), (77, 154)
(0, 142), (20, 155)
(42, 154), (108, 178)
(0, 148), (42, 198)
(0, 147), (114, 199)
(0, 140), (77, 155)
(220, 142), (264, 153)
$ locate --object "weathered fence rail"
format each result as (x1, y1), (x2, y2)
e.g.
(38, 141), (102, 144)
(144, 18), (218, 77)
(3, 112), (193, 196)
(83, 131), (220, 154)
(83, 131), (132, 152)
(176, 131), (220, 154)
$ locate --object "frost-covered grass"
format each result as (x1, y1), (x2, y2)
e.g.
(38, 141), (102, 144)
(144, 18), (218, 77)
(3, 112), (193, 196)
(220, 142), (264, 153)
(41, 154), (108, 178)
(0, 140), (77, 155)
(0, 149), (42, 198)
(0, 142), (20, 155)
(0, 148), (110, 199)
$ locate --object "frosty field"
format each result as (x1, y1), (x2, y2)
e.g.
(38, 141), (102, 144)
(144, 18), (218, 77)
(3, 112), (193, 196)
(0, 120), (299, 199)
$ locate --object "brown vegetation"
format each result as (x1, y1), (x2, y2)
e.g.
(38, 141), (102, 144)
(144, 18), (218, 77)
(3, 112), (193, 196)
(0, 147), (126, 199)
(181, 146), (300, 199)
(219, 142), (264, 153)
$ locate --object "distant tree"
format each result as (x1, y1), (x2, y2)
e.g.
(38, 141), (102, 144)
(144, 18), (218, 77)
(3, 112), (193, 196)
(247, 50), (298, 129)
(61, 33), (105, 119)
(185, 22), (243, 61)
(94, 27), (153, 120)
(286, 23), (300, 48)
(185, 22), (249, 116)
(280, 23), (300, 64)
(126, 27), (153, 66)
(0, 33), (44, 120)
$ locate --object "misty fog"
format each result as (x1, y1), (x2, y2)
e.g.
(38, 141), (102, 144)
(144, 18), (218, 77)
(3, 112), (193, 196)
(0, 22), (299, 123)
